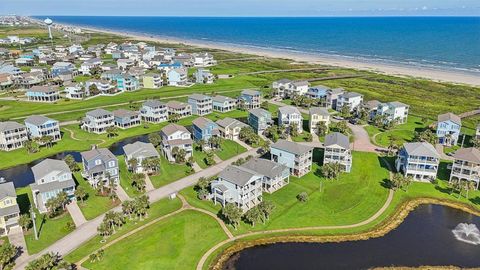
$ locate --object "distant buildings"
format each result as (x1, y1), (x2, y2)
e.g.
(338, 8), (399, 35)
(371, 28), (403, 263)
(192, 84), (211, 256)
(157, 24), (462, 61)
(395, 142), (440, 182)
(142, 73), (163, 89)
(192, 53), (216, 67)
(81, 148), (119, 187)
(449, 147), (480, 190)
(0, 121), (28, 151)
(167, 68), (188, 86)
(0, 182), (20, 236)
(24, 115), (61, 142)
(188, 94), (213, 116)
(195, 68), (214, 84)
(324, 132), (352, 173)
(160, 124), (193, 162)
(270, 140), (313, 177)
(436, 112), (462, 146)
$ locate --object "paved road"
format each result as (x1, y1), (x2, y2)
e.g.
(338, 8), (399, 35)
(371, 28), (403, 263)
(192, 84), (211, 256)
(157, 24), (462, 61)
(15, 147), (259, 270)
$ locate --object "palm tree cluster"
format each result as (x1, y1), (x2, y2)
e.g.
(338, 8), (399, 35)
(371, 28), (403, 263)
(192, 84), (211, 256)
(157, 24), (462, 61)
(131, 173), (146, 193)
(18, 213), (32, 232)
(320, 162), (343, 180)
(97, 211), (125, 238)
(315, 121), (328, 137)
(239, 127), (262, 146)
(89, 249), (105, 263)
(24, 140), (39, 154)
(204, 150), (216, 166)
(231, 155), (254, 166)
(390, 173), (413, 191)
(147, 133), (162, 147)
(171, 146), (187, 164)
(63, 154), (80, 172)
(289, 122), (300, 138)
(331, 121), (349, 135)
(105, 126), (119, 138)
(194, 176), (214, 199)
(0, 242), (17, 270)
(222, 201), (275, 229)
(45, 191), (70, 218)
(26, 252), (71, 270)
(121, 195), (150, 221)
(290, 94), (315, 108)
(265, 125), (280, 142)
(413, 129), (437, 145)
(449, 179), (477, 199)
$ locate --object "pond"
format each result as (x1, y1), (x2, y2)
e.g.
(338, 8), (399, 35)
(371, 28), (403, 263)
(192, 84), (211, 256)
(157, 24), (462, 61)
(224, 205), (480, 270)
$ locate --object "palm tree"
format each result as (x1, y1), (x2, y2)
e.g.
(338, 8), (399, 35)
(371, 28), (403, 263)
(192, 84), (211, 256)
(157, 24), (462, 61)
(63, 154), (79, 172)
(0, 243), (17, 270)
(128, 158), (138, 172)
(131, 173), (146, 192)
(106, 126), (119, 138)
(464, 180), (477, 199)
(18, 214), (32, 232)
(316, 121), (328, 136)
(74, 186), (87, 205)
(244, 207), (262, 227)
(221, 203), (242, 229)
(148, 133), (162, 147)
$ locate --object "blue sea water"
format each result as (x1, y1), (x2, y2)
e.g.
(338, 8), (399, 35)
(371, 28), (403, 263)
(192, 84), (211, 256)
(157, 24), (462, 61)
(45, 16), (480, 73)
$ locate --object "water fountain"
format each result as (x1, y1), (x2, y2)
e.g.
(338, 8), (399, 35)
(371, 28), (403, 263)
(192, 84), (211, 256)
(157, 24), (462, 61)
(452, 223), (480, 245)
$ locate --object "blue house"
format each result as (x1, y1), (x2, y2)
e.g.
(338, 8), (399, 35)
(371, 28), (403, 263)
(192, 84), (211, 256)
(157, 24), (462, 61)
(24, 115), (61, 142)
(248, 108), (272, 134)
(436, 112), (462, 146)
(306, 85), (329, 99)
(101, 69), (123, 81)
(111, 50), (123, 59)
(188, 94), (212, 116)
(116, 75), (140, 91)
(51, 62), (75, 77)
(26, 86), (60, 102)
(239, 89), (261, 109)
(192, 117), (219, 143)
(270, 140), (313, 177)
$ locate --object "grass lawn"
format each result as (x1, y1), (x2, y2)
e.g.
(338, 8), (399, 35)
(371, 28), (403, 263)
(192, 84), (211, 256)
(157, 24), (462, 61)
(73, 172), (120, 220)
(368, 115), (430, 147)
(82, 210), (228, 270)
(193, 149), (210, 169)
(215, 139), (247, 160)
(118, 157), (145, 198)
(291, 131), (312, 142)
(64, 197), (183, 263)
(148, 156), (192, 188)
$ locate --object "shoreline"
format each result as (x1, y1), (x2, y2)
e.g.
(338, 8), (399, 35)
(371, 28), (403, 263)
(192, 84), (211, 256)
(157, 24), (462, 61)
(42, 19), (480, 86)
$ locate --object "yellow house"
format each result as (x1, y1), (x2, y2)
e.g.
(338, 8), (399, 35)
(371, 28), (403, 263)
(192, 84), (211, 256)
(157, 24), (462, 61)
(0, 182), (20, 236)
(309, 107), (330, 134)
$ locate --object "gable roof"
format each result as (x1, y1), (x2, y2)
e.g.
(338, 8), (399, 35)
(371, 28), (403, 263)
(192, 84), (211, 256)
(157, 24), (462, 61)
(438, 112), (461, 126)
(31, 159), (71, 181)
(219, 165), (260, 187)
(403, 142), (440, 158)
(25, 115), (56, 126)
(0, 121), (25, 132)
(249, 108), (271, 118)
(212, 95), (235, 103)
(123, 142), (159, 159)
(113, 109), (139, 118)
(0, 182), (16, 199)
(166, 100), (189, 110)
(143, 100), (165, 108)
(341, 91), (363, 99)
(242, 158), (289, 179)
(189, 94), (211, 101)
(309, 107), (329, 116)
(80, 148), (116, 161)
(279, 106), (301, 115)
(86, 109), (112, 118)
(216, 117), (247, 130)
(452, 147), (480, 164)
(161, 123), (189, 136)
(241, 89), (260, 96)
(192, 117), (215, 130)
(271, 140), (313, 155)
(325, 132), (350, 149)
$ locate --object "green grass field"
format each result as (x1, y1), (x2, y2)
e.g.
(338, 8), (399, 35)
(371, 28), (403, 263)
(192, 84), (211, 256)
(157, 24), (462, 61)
(148, 156), (192, 188)
(215, 139), (247, 160)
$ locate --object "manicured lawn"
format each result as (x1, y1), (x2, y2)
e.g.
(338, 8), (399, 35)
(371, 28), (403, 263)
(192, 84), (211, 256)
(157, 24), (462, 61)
(291, 130), (312, 142)
(64, 197), (183, 263)
(368, 115), (430, 147)
(148, 156), (192, 188)
(215, 139), (247, 160)
(118, 157), (145, 198)
(73, 172), (120, 220)
(193, 149), (210, 169)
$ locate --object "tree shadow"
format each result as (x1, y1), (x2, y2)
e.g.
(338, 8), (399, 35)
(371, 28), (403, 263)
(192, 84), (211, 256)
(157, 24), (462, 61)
(434, 184), (453, 195)
(380, 178), (393, 190)
(469, 196), (480, 206)
(16, 193), (31, 214)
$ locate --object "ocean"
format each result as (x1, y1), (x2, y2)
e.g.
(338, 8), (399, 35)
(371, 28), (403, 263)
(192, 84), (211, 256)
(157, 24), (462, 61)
(45, 16), (480, 73)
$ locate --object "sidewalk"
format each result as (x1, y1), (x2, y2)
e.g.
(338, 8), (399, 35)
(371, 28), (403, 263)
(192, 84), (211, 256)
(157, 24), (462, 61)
(144, 174), (155, 192)
(66, 201), (87, 227)
(115, 184), (130, 202)
(8, 226), (29, 265)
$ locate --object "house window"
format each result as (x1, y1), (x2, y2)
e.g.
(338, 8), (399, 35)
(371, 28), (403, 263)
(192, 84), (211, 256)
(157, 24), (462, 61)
(109, 161), (115, 168)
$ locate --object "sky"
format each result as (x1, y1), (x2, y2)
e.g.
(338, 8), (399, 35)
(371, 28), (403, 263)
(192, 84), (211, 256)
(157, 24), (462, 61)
(1, 0), (480, 16)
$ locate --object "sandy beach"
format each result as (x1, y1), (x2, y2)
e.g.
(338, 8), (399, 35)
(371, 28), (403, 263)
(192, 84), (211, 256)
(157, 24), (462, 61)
(61, 22), (480, 86)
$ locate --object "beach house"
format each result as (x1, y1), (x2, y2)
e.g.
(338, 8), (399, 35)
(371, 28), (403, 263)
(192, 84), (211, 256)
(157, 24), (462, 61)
(216, 117), (248, 140)
(324, 132), (352, 173)
(167, 68), (188, 86)
(326, 88), (345, 110)
(242, 158), (290, 193)
(449, 147), (480, 190)
(395, 142), (440, 182)
(239, 89), (261, 109)
(336, 91), (363, 112)
(272, 79), (292, 97)
(160, 124), (193, 162)
(117, 59), (135, 70)
(192, 53), (216, 67)
(64, 83), (84, 99)
(0, 121), (28, 151)
(51, 62), (75, 77)
(24, 115), (61, 142)
(82, 109), (115, 134)
(113, 109), (141, 129)
(0, 182), (20, 236)
(140, 100), (168, 123)
(195, 68), (214, 84)
(270, 140), (313, 177)
(123, 141), (160, 173)
(116, 74), (140, 92)
(100, 69), (123, 81)
(306, 85), (329, 100)
(372, 101), (410, 124)
(166, 101), (192, 118)
(211, 165), (263, 212)
(85, 79), (116, 95)
(212, 95), (237, 112)
(81, 148), (119, 187)
(278, 106), (303, 134)
(80, 58), (103, 75)
(188, 94), (213, 116)
(0, 73), (13, 90)
(142, 73), (163, 89)
(309, 107), (330, 134)
(436, 112), (462, 146)
(26, 86), (60, 103)
(192, 117), (219, 143)
(18, 72), (45, 87)
(248, 108), (272, 134)
(30, 159), (76, 213)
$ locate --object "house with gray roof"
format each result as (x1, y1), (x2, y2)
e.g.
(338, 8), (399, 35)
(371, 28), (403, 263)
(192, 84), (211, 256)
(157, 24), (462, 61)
(211, 165), (263, 212)
(309, 107), (330, 134)
(278, 106), (303, 134)
(395, 142), (440, 182)
(24, 115), (61, 142)
(449, 147), (480, 190)
(336, 91), (363, 112)
(188, 94), (212, 116)
(113, 109), (141, 129)
(30, 159), (75, 213)
(81, 148), (119, 187)
(0, 121), (28, 151)
(166, 101), (192, 118)
(192, 117), (219, 143)
(212, 95), (236, 112)
(26, 86), (60, 102)
(272, 78), (292, 97)
(123, 142), (160, 173)
(0, 182), (20, 236)
(242, 158), (290, 193)
(248, 108), (273, 134)
(82, 109), (114, 134)
(371, 101), (410, 124)
(140, 100), (168, 123)
(270, 140), (313, 177)
(436, 112), (462, 146)
(324, 132), (352, 173)
(160, 124), (193, 162)
(216, 117), (248, 140)
(239, 89), (261, 109)
(326, 88), (345, 110)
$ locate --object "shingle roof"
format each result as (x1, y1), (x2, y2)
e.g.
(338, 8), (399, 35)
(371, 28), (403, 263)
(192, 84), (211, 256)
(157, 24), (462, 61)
(31, 159), (71, 181)
(216, 117), (247, 130)
(143, 100), (165, 109)
(364, 100), (381, 110)
(241, 89), (260, 96)
(30, 178), (75, 193)
(292, 80), (309, 87)
(438, 112), (461, 126)
(275, 79), (292, 84)
(403, 142), (440, 158)
(452, 147), (480, 164)
(161, 123), (189, 136)
(341, 91), (363, 98)
(29, 86), (58, 93)
(0, 204), (20, 217)
(271, 140), (313, 155)
(249, 108), (270, 118)
(113, 109), (139, 118)
(80, 148), (116, 161)
(325, 132), (350, 149)
(123, 142), (159, 159)
(219, 165), (260, 187)
(212, 95), (235, 103)
(242, 158), (289, 179)
(25, 115), (56, 126)
(189, 94), (211, 101)
(388, 101), (409, 108)
(0, 121), (25, 132)
(309, 107), (329, 116)
(166, 100), (189, 110)
(0, 182), (16, 199)
(192, 117), (215, 130)
(86, 109), (112, 118)
(279, 106), (301, 115)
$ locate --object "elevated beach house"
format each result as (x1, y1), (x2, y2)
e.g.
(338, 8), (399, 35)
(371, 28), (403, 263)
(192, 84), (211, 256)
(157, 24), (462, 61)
(142, 73), (163, 89)
(371, 101), (410, 124)
(242, 158), (290, 193)
(140, 100), (168, 123)
(188, 94), (213, 116)
(309, 107), (330, 134)
(270, 140), (313, 177)
(192, 52), (216, 67)
(216, 117), (248, 140)
(272, 79), (309, 97)
(326, 88), (345, 110)
(123, 141), (160, 173)
(248, 108), (272, 134)
(449, 147), (480, 190)
(24, 115), (61, 142)
(278, 106), (303, 134)
(82, 109), (114, 134)
(192, 117), (219, 143)
(30, 159), (76, 213)
(116, 74), (140, 92)
(212, 95), (236, 112)
(0, 121), (28, 151)
(166, 101), (192, 118)
(81, 148), (119, 187)
(160, 124), (193, 162)
(26, 86), (60, 102)
(239, 89), (261, 109)
(167, 68), (188, 86)
(195, 68), (214, 84)
(211, 165), (263, 212)
(395, 142), (440, 182)
(0, 182), (20, 236)
(64, 82), (84, 99)
(436, 112), (462, 146)
(336, 91), (363, 112)
(85, 79), (116, 95)
(272, 78), (291, 97)
(324, 132), (352, 173)
(113, 109), (141, 129)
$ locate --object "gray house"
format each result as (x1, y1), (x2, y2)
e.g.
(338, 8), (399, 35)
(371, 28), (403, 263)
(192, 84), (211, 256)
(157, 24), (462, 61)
(278, 106), (303, 134)
(113, 109), (141, 129)
(0, 121), (28, 151)
(24, 115), (62, 142)
(160, 124), (193, 162)
(270, 140), (313, 177)
(242, 158), (290, 193)
(449, 147), (480, 190)
(324, 132), (352, 173)
(82, 109), (114, 134)
(30, 159), (76, 213)
(140, 100), (168, 123)
(80, 148), (119, 187)
(395, 142), (440, 182)
(0, 182), (20, 236)
(123, 141), (160, 173)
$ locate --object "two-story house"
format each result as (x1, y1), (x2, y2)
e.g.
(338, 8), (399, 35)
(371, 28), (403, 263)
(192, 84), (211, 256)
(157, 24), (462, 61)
(160, 124), (193, 162)
(123, 141), (160, 173)
(30, 159), (76, 213)
(239, 89), (261, 109)
(278, 106), (303, 134)
(449, 147), (480, 190)
(64, 82), (85, 99)
(324, 132), (352, 173)
(81, 148), (119, 187)
(248, 108), (273, 135)
(336, 91), (363, 112)
(82, 109), (115, 134)
(270, 140), (313, 177)
(85, 79), (116, 95)
(211, 165), (263, 212)
(436, 112), (462, 146)
(113, 109), (141, 129)
(192, 117), (219, 144)
(166, 101), (193, 118)
(140, 100), (168, 123)
(167, 68), (188, 86)
(212, 95), (236, 112)
(26, 86), (60, 103)
(242, 158), (290, 193)
(51, 62), (75, 77)
(24, 115), (61, 142)
(0, 182), (20, 236)
(372, 101), (410, 124)
(0, 121), (28, 151)
(216, 117), (248, 140)
(192, 53), (216, 67)
(309, 107), (330, 134)
(272, 79), (309, 98)
(395, 142), (440, 182)
(188, 94), (213, 116)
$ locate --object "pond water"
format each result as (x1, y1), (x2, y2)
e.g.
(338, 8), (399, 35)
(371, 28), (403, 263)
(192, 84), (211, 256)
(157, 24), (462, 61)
(224, 205), (480, 270)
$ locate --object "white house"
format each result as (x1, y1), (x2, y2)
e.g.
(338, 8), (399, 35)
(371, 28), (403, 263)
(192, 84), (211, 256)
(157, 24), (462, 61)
(278, 106), (303, 134)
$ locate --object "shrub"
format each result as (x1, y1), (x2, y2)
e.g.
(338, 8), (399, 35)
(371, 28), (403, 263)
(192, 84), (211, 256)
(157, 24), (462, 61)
(297, 192), (308, 202)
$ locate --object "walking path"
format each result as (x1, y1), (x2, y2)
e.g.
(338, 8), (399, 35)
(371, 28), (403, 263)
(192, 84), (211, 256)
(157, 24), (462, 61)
(8, 227), (29, 266)
(66, 201), (87, 227)
(435, 144), (454, 161)
(192, 162), (203, 173)
(311, 133), (320, 143)
(213, 154), (222, 164)
(236, 139), (252, 150)
(115, 185), (130, 202)
(144, 174), (155, 192)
